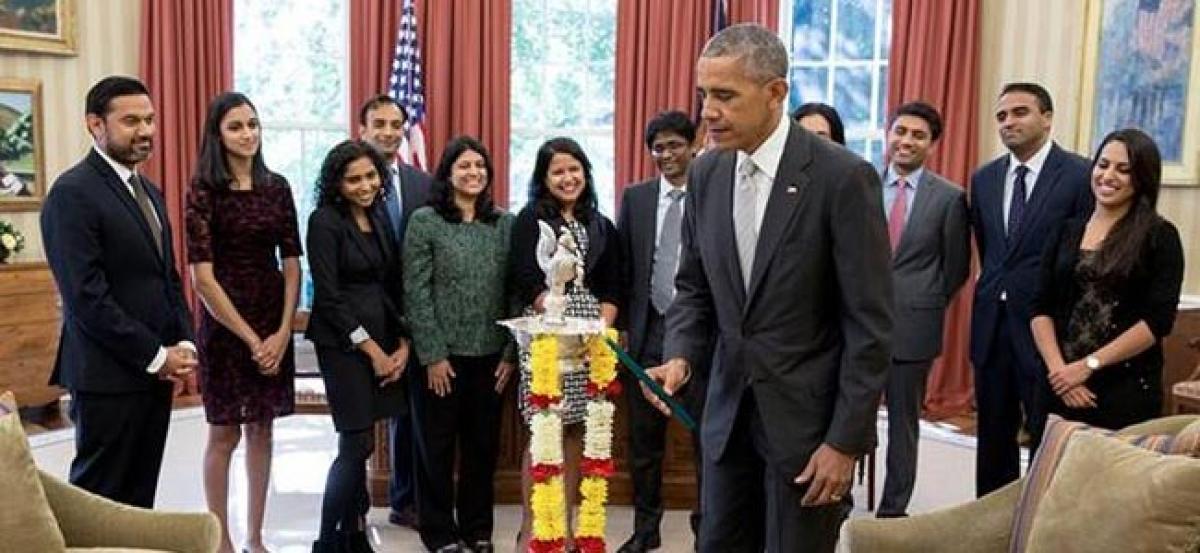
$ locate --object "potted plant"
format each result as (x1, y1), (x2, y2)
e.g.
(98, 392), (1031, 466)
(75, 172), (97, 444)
(0, 219), (25, 263)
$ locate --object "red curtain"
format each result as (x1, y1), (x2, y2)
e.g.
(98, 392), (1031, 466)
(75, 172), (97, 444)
(348, 2), (404, 134)
(614, 0), (779, 202)
(416, 0), (512, 204)
(886, 0), (982, 417)
(139, 0), (234, 395)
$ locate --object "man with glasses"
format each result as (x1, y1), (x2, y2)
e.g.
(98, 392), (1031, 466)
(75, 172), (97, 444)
(615, 110), (705, 553)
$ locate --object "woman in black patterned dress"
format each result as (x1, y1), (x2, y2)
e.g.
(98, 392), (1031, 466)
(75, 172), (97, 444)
(1032, 128), (1184, 430)
(510, 137), (622, 550)
(186, 92), (302, 553)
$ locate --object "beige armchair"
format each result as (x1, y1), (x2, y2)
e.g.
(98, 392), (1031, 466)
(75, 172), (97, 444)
(38, 470), (219, 553)
(839, 415), (1200, 553)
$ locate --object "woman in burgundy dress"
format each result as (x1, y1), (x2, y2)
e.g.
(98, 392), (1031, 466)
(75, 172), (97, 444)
(186, 92), (302, 553)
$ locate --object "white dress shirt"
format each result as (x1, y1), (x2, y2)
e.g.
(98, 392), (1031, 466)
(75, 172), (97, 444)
(733, 110), (791, 236)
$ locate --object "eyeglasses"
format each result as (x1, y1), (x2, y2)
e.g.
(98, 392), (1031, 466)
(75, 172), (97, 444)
(650, 140), (690, 158)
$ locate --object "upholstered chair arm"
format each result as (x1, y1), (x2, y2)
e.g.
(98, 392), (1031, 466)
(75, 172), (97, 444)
(839, 479), (1022, 553)
(39, 470), (219, 553)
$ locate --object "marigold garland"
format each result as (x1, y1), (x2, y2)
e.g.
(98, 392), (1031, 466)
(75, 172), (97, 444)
(525, 329), (620, 553)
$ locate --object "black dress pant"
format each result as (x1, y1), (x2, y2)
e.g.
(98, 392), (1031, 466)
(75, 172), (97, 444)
(319, 428), (375, 539)
(625, 311), (704, 540)
(699, 390), (849, 553)
(416, 353), (503, 551)
(68, 384), (174, 508)
(974, 307), (1050, 497)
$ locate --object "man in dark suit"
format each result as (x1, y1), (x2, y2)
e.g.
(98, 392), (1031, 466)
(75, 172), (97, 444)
(616, 110), (704, 553)
(358, 94), (432, 529)
(645, 24), (893, 552)
(969, 82), (1092, 497)
(41, 76), (198, 508)
(876, 102), (970, 518)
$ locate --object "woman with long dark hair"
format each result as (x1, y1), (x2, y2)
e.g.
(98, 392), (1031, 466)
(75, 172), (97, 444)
(791, 102), (846, 145)
(403, 136), (515, 553)
(305, 140), (410, 552)
(186, 91), (302, 553)
(509, 136), (621, 550)
(1031, 128), (1184, 429)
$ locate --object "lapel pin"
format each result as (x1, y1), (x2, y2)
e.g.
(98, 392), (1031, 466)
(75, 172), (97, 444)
(786, 184), (798, 194)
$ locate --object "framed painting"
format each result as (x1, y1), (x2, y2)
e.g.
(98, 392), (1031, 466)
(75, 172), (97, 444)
(0, 0), (76, 55)
(1077, 0), (1200, 185)
(0, 78), (45, 211)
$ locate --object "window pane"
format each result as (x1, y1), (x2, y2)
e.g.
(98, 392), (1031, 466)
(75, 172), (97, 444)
(868, 138), (885, 167)
(577, 133), (616, 218)
(511, 0), (616, 212)
(507, 130), (543, 212)
(875, 63), (888, 129)
(846, 138), (867, 158)
(878, 0), (892, 59)
(790, 67), (830, 111)
(835, 0), (876, 61)
(832, 66), (872, 132)
(792, 0), (832, 61)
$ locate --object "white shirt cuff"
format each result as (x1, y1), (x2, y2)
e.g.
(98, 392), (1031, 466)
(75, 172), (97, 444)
(349, 326), (370, 346)
(145, 346), (167, 374)
(175, 341), (197, 353)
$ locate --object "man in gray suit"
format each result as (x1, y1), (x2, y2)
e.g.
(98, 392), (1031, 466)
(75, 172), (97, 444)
(876, 101), (970, 518)
(644, 24), (893, 552)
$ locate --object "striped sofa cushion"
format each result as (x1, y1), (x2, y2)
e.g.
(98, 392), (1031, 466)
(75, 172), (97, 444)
(1008, 414), (1200, 553)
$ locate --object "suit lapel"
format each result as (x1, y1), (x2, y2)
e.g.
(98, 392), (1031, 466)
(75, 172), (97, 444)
(636, 180), (659, 278)
(746, 123), (811, 305)
(709, 152), (746, 309)
(894, 171), (937, 263)
(1005, 144), (1064, 261)
(87, 152), (165, 266)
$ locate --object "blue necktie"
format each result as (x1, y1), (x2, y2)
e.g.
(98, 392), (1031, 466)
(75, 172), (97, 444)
(385, 167), (403, 245)
(1007, 165), (1029, 240)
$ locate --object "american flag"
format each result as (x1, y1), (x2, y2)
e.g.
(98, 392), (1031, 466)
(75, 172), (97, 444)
(389, 0), (428, 170)
(711, 0), (729, 35)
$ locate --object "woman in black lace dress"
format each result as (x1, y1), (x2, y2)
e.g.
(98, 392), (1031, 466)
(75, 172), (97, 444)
(1031, 128), (1184, 430)
(509, 137), (621, 550)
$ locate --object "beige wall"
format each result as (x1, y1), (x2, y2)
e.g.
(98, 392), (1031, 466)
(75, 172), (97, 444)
(0, 0), (141, 262)
(978, 0), (1200, 293)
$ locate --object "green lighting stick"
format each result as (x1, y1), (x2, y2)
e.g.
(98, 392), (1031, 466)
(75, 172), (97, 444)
(603, 336), (697, 431)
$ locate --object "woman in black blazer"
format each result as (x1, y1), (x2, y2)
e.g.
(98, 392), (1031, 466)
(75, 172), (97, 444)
(305, 140), (409, 553)
(1032, 128), (1184, 430)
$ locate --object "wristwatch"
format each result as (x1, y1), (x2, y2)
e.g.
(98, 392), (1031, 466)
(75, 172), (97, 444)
(1085, 355), (1102, 371)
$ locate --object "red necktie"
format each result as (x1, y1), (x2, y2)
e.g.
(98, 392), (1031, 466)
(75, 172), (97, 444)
(888, 179), (908, 252)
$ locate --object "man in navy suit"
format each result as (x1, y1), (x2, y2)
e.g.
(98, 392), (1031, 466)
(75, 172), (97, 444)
(41, 76), (198, 508)
(357, 94), (432, 529)
(969, 82), (1092, 497)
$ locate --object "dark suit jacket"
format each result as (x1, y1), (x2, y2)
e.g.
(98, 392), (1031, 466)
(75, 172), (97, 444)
(304, 205), (406, 351)
(969, 143), (1092, 369)
(381, 162), (432, 251)
(41, 149), (194, 393)
(664, 122), (893, 476)
(1032, 216), (1183, 383)
(510, 205), (623, 309)
(887, 169), (970, 361)
(616, 178), (660, 360)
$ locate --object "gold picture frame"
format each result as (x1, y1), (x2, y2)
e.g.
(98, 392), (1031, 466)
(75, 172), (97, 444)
(1076, 0), (1200, 186)
(0, 78), (46, 211)
(0, 0), (77, 56)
